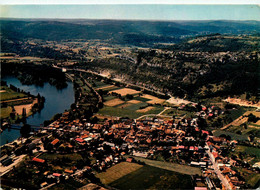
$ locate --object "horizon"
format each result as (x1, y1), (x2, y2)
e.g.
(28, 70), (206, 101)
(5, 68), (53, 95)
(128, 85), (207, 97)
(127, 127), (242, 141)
(1, 5), (259, 21)
(1, 17), (260, 22)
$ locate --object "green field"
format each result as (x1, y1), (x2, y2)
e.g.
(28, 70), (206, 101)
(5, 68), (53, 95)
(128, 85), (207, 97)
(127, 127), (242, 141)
(98, 106), (143, 118)
(49, 178), (85, 190)
(213, 129), (248, 141)
(104, 95), (117, 101)
(238, 167), (260, 188)
(92, 80), (107, 88)
(96, 162), (143, 185)
(0, 86), (27, 101)
(102, 86), (122, 91)
(226, 125), (260, 139)
(229, 106), (255, 121)
(109, 165), (193, 190)
(128, 156), (201, 176)
(133, 96), (151, 102)
(39, 153), (83, 161)
(0, 106), (12, 118)
(124, 102), (148, 110)
(235, 145), (260, 158)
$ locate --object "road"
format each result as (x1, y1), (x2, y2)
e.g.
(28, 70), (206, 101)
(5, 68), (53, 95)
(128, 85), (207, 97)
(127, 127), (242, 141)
(53, 65), (166, 97)
(206, 145), (232, 190)
(79, 73), (103, 106)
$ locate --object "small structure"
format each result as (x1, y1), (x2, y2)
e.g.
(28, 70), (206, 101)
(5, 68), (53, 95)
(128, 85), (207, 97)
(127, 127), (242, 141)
(32, 157), (45, 163)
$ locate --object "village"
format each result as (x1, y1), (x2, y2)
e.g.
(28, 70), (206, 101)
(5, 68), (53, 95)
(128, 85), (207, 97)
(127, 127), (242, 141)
(1, 99), (259, 189)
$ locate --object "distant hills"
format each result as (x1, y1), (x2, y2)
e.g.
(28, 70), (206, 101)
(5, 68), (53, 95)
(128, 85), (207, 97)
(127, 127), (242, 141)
(1, 19), (260, 46)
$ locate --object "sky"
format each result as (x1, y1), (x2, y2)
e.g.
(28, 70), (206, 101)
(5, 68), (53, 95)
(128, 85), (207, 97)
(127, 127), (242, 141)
(0, 4), (259, 20)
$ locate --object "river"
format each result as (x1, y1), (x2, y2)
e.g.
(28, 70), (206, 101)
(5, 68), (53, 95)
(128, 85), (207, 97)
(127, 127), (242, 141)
(1, 76), (75, 146)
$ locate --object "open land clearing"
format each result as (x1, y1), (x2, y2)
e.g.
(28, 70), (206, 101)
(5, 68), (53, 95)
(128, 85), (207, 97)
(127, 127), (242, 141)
(0, 86), (27, 101)
(95, 85), (115, 90)
(110, 88), (140, 96)
(127, 99), (141, 104)
(166, 97), (193, 105)
(223, 97), (260, 109)
(96, 162), (143, 185)
(137, 106), (154, 113)
(127, 156), (201, 176)
(141, 94), (165, 104)
(117, 103), (132, 109)
(104, 98), (124, 107)
(109, 164), (193, 190)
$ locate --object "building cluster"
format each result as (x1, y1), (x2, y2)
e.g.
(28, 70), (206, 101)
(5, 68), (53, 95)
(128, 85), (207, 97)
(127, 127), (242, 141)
(1, 104), (258, 189)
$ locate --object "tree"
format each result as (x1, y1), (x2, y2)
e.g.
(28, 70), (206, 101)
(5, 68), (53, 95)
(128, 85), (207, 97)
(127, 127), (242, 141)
(22, 108), (26, 118)
(20, 124), (31, 138)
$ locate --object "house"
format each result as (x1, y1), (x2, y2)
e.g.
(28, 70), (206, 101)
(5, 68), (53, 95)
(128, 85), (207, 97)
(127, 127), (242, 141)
(40, 182), (48, 188)
(126, 157), (133, 163)
(75, 138), (84, 143)
(53, 173), (62, 177)
(64, 169), (74, 174)
(32, 157), (45, 163)
(194, 187), (207, 190)
(51, 139), (60, 146)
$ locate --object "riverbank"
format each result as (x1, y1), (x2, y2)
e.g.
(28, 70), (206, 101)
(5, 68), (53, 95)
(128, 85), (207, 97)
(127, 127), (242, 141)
(0, 76), (75, 146)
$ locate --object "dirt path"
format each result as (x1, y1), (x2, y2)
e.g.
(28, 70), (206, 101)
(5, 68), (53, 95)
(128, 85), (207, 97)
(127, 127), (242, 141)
(223, 98), (260, 109)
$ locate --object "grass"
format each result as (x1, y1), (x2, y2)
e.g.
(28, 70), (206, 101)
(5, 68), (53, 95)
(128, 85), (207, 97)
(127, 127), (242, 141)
(103, 86), (122, 91)
(109, 165), (193, 190)
(39, 153), (83, 161)
(98, 106), (143, 119)
(145, 105), (165, 114)
(229, 106), (255, 121)
(92, 80), (107, 88)
(133, 96), (151, 102)
(96, 162), (143, 185)
(226, 125), (260, 138)
(0, 86), (27, 101)
(0, 106), (12, 118)
(125, 102), (148, 111)
(213, 129), (248, 141)
(235, 145), (260, 158)
(127, 156), (201, 175)
(104, 95), (117, 101)
(49, 178), (85, 190)
(238, 167), (260, 188)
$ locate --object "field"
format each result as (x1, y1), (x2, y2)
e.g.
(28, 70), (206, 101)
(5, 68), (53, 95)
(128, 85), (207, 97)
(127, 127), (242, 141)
(39, 153), (83, 162)
(127, 99), (141, 104)
(236, 146), (260, 157)
(166, 97), (193, 105)
(137, 106), (154, 113)
(141, 94), (165, 104)
(98, 106), (143, 118)
(110, 88), (140, 96)
(0, 107), (12, 118)
(238, 167), (260, 188)
(128, 156), (201, 175)
(97, 83), (166, 118)
(96, 162), (143, 185)
(109, 165), (193, 190)
(0, 86), (27, 101)
(213, 129), (248, 141)
(161, 107), (195, 118)
(104, 98), (124, 107)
